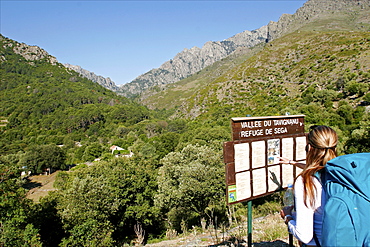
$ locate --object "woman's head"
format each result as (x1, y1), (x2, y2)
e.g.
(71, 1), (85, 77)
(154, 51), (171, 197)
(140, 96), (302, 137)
(301, 125), (338, 207)
(306, 125), (338, 168)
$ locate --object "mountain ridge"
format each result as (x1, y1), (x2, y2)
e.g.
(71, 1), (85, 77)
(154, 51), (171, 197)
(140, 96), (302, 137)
(118, 25), (269, 98)
(119, 0), (370, 98)
(2, 0), (369, 99)
(1, 35), (58, 65)
(63, 63), (120, 92)
(0, 34), (121, 92)
(135, 0), (370, 119)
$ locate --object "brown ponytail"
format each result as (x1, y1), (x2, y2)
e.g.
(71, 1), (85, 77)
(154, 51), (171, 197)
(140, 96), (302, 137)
(300, 125), (338, 208)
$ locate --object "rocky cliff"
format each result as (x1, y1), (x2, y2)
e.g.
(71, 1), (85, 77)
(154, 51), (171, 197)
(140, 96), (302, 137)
(63, 63), (120, 91)
(119, 0), (370, 98)
(0, 35), (58, 65)
(0, 34), (120, 92)
(267, 0), (370, 40)
(119, 26), (268, 97)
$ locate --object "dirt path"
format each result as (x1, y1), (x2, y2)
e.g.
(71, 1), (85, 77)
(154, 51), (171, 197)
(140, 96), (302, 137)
(145, 214), (296, 247)
(25, 171), (59, 202)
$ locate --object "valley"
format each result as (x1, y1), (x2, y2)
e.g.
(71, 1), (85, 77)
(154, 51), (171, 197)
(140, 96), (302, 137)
(1, 0), (369, 245)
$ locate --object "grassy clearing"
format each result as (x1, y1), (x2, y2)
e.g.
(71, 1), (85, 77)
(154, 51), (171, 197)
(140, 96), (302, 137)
(25, 171), (59, 203)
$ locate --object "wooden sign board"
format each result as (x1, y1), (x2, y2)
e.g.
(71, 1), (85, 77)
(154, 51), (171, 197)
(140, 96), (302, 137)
(231, 115), (305, 140)
(224, 115), (306, 204)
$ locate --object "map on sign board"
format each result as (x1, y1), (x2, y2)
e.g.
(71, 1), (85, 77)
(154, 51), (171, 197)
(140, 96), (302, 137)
(267, 139), (280, 165)
(224, 115), (306, 204)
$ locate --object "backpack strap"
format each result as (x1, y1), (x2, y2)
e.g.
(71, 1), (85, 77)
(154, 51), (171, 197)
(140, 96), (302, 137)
(313, 232), (321, 247)
(313, 171), (323, 247)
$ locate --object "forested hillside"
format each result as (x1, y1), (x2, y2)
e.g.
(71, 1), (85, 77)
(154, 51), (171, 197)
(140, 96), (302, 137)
(1, 35), (150, 156)
(0, 35), (231, 246)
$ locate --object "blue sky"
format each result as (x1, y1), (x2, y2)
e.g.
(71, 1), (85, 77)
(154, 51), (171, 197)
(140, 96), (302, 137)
(1, 0), (305, 85)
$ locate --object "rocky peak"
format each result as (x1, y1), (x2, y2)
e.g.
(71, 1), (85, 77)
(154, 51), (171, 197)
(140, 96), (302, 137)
(63, 63), (120, 92)
(267, 0), (370, 40)
(225, 25), (269, 46)
(119, 24), (269, 97)
(119, 0), (369, 98)
(1, 35), (58, 65)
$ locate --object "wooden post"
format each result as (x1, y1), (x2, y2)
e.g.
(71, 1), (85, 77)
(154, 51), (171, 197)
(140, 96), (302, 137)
(289, 233), (293, 247)
(248, 200), (252, 247)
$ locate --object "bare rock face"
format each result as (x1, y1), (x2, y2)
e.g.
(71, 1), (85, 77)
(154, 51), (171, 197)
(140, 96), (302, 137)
(14, 44), (58, 64)
(267, 0), (370, 40)
(63, 63), (120, 91)
(1, 35), (58, 65)
(119, 0), (370, 98)
(119, 25), (269, 97)
(226, 26), (269, 46)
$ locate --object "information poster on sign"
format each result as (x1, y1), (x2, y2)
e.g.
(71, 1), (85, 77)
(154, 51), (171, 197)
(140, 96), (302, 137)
(296, 136), (307, 160)
(252, 141), (265, 169)
(282, 138), (294, 161)
(252, 168), (267, 196)
(234, 143), (249, 172)
(224, 115), (306, 204)
(236, 172), (251, 201)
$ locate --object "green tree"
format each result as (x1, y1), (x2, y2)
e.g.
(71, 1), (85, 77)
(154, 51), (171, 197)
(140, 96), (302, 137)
(344, 80), (369, 96)
(149, 132), (180, 160)
(345, 112), (370, 153)
(167, 119), (188, 133)
(0, 160), (42, 246)
(54, 157), (160, 245)
(19, 144), (66, 174)
(32, 194), (65, 247)
(56, 175), (117, 246)
(82, 142), (103, 162)
(336, 102), (354, 125)
(155, 144), (225, 231)
(364, 92), (370, 103)
(176, 125), (229, 151)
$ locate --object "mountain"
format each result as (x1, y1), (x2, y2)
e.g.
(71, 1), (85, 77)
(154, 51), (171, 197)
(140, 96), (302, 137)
(133, 0), (370, 120)
(63, 63), (120, 92)
(118, 26), (268, 98)
(0, 34), (150, 154)
(119, 0), (370, 98)
(0, 34), (121, 92)
(1, 37), (58, 65)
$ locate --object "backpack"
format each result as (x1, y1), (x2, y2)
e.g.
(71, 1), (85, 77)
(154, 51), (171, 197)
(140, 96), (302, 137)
(320, 153), (370, 247)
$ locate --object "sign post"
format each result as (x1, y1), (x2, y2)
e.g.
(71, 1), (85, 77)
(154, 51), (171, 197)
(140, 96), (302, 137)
(223, 115), (306, 246)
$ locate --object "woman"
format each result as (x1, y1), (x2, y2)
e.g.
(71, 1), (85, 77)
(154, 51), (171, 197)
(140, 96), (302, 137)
(279, 125), (338, 246)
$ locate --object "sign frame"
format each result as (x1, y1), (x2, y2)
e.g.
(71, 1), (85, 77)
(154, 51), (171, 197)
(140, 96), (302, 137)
(224, 115), (306, 204)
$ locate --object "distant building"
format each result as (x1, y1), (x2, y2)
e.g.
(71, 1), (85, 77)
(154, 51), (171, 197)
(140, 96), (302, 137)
(110, 145), (124, 154)
(121, 151), (134, 158)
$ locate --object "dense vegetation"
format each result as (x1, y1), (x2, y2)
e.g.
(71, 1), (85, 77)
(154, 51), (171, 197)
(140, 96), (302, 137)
(0, 35), (230, 246)
(1, 26), (369, 247)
